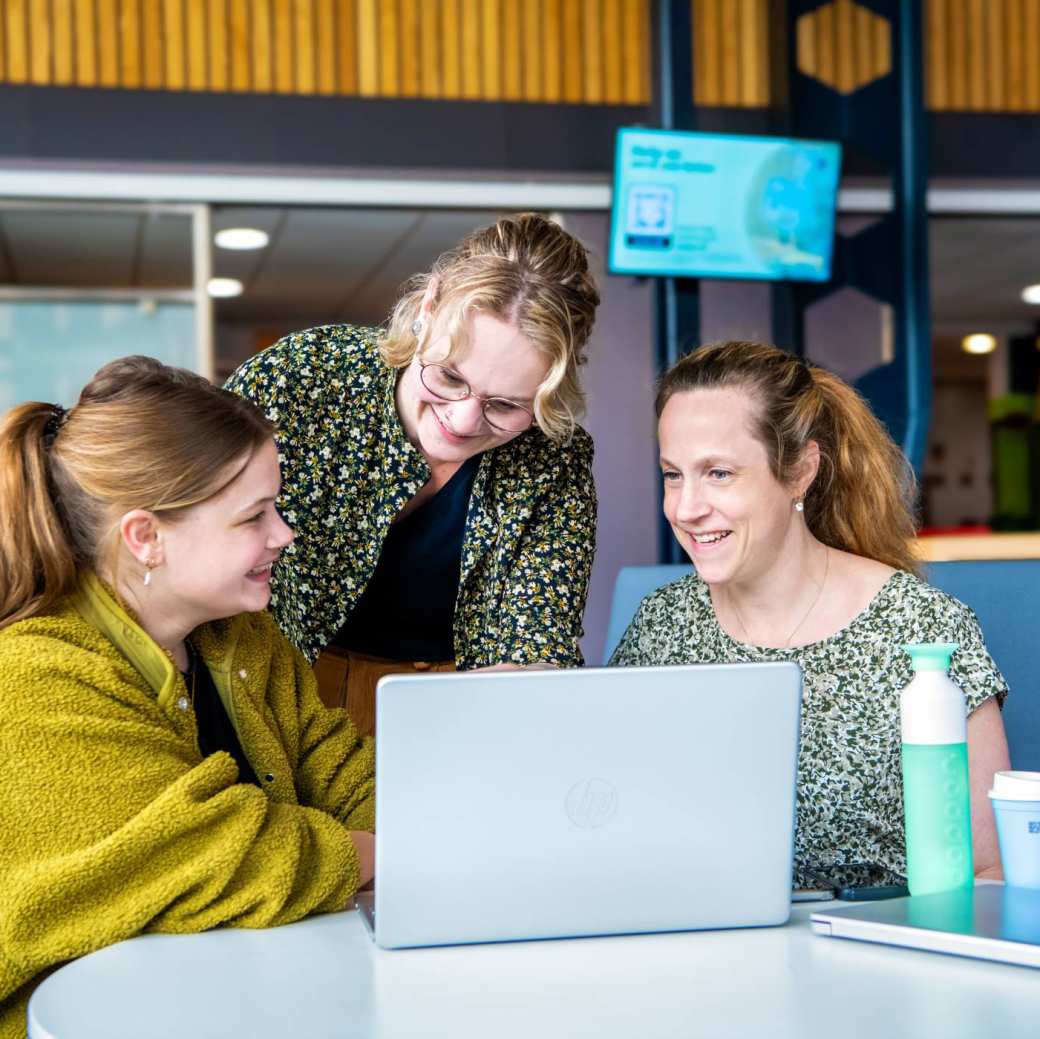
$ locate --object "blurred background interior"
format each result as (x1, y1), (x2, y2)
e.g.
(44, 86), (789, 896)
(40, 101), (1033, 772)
(3, 0), (1040, 660)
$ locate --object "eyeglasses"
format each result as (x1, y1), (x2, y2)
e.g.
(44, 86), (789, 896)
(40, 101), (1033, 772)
(418, 361), (535, 433)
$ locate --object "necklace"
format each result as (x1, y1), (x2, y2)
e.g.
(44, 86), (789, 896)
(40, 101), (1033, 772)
(728, 547), (831, 649)
(175, 640), (198, 713)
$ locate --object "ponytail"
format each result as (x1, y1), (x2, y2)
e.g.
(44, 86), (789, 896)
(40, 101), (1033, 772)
(803, 368), (919, 574)
(656, 341), (920, 576)
(0, 403), (78, 628)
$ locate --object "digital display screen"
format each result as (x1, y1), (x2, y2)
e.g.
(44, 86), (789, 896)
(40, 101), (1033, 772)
(608, 128), (842, 282)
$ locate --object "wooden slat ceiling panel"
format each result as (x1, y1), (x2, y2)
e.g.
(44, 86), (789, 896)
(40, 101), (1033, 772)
(0, 0), (650, 105)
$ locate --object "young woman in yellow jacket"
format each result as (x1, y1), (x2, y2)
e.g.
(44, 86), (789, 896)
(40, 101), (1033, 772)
(0, 357), (375, 1038)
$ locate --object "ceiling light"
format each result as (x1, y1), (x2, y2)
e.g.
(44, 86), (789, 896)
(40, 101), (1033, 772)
(214, 227), (269, 250)
(1022, 284), (1040, 304)
(961, 333), (997, 355)
(207, 277), (243, 298)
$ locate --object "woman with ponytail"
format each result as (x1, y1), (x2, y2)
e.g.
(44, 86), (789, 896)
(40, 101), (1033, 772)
(0, 358), (374, 1038)
(610, 340), (1010, 891)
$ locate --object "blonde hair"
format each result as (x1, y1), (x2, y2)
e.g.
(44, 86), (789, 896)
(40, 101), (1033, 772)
(655, 341), (920, 575)
(0, 356), (273, 629)
(380, 212), (600, 442)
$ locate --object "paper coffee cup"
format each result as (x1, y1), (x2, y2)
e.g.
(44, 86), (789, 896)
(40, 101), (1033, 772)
(989, 771), (1040, 889)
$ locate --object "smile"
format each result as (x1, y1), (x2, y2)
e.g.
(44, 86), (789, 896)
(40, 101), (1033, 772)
(247, 561), (275, 578)
(691, 531), (731, 544)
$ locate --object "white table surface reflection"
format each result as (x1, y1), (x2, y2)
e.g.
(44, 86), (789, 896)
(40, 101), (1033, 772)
(28, 902), (1040, 1039)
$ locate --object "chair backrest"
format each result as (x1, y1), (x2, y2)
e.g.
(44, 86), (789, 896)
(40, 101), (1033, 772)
(926, 560), (1040, 770)
(604, 560), (1039, 769)
(602, 565), (691, 664)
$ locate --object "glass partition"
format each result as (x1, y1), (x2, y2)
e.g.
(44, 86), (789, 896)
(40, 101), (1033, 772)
(0, 299), (195, 410)
(0, 200), (209, 410)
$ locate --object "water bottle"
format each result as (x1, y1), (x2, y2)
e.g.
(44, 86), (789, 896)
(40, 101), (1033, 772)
(900, 642), (973, 896)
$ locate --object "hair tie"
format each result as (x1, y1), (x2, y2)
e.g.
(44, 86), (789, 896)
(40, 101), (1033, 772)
(43, 405), (69, 444)
(794, 357), (815, 391)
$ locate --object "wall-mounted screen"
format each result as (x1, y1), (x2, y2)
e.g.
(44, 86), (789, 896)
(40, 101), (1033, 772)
(608, 128), (842, 282)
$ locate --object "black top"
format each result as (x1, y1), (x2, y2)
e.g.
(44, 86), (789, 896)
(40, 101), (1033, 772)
(184, 646), (260, 787)
(335, 454), (481, 661)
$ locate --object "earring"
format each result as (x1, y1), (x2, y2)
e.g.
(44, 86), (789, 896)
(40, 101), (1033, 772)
(143, 559), (157, 586)
(794, 500), (805, 513)
(411, 319), (423, 337)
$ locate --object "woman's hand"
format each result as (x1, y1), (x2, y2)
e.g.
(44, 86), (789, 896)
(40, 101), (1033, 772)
(349, 830), (375, 888)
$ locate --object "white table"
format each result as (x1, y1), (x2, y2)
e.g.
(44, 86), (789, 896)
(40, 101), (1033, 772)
(27, 902), (1040, 1039)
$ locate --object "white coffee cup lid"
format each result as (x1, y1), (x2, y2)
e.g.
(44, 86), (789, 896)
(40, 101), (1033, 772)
(989, 770), (1040, 801)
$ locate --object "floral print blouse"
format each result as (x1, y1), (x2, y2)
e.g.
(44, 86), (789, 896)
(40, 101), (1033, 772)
(609, 569), (1008, 887)
(225, 325), (597, 669)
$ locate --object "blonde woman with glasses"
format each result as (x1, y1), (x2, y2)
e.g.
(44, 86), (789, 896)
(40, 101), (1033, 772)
(226, 213), (600, 733)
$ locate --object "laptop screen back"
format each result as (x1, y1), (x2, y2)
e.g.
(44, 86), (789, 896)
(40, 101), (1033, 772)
(372, 662), (802, 948)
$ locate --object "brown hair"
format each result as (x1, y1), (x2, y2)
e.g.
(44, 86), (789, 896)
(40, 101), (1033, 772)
(380, 212), (600, 442)
(0, 356), (273, 629)
(655, 341), (920, 575)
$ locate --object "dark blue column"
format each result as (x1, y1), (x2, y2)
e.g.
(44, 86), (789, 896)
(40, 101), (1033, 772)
(653, 0), (699, 564)
(782, 0), (932, 470)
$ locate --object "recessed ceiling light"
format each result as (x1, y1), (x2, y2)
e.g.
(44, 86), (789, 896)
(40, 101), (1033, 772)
(207, 277), (243, 298)
(214, 227), (269, 250)
(961, 333), (997, 355)
(1022, 284), (1040, 304)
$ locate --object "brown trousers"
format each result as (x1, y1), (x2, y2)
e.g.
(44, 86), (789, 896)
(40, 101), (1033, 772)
(313, 646), (455, 738)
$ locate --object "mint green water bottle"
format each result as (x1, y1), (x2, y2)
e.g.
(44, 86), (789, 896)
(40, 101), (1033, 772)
(901, 643), (973, 896)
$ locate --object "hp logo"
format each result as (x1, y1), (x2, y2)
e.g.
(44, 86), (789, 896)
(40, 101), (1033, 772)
(565, 778), (619, 829)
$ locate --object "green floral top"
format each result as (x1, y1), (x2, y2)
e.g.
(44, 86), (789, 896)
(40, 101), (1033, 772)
(609, 570), (1008, 888)
(225, 325), (596, 668)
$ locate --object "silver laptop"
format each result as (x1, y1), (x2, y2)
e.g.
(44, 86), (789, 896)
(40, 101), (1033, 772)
(811, 884), (1040, 967)
(356, 661), (802, 948)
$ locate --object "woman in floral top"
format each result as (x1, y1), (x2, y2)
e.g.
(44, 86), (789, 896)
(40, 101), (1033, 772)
(226, 214), (599, 733)
(610, 341), (1011, 888)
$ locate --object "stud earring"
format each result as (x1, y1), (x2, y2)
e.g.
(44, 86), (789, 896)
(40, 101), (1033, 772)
(411, 319), (423, 337)
(794, 500), (805, 513)
(143, 559), (157, 586)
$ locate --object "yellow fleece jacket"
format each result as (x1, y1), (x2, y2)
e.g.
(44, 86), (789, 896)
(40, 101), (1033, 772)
(0, 573), (375, 1038)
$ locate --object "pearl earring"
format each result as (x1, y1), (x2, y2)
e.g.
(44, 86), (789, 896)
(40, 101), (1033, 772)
(411, 319), (423, 337)
(143, 559), (157, 586)
(794, 500), (805, 513)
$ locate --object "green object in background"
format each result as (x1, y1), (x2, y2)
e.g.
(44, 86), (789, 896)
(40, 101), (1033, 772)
(989, 393), (1035, 528)
(987, 393), (1035, 425)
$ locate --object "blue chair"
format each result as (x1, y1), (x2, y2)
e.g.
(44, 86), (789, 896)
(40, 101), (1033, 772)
(604, 560), (1039, 769)
(602, 565), (690, 664)
(927, 560), (1040, 769)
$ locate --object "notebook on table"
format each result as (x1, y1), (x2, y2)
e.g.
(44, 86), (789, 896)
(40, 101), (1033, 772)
(356, 661), (802, 949)
(811, 884), (1040, 968)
